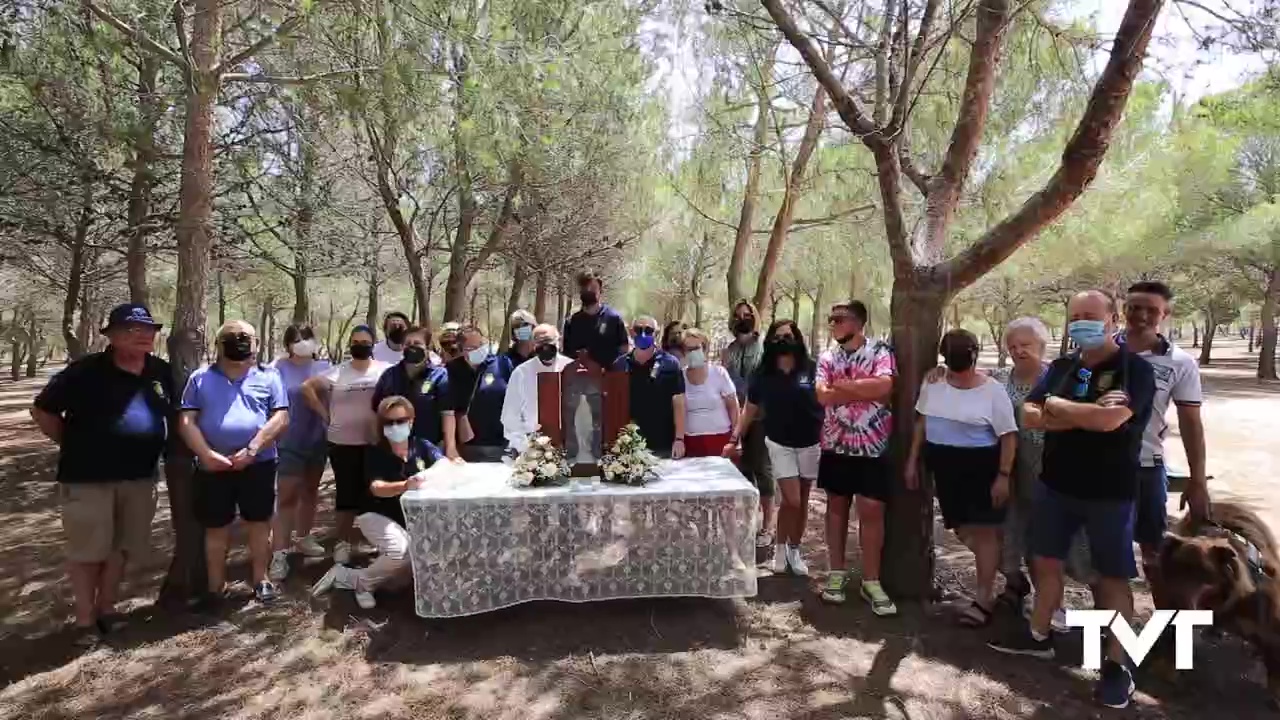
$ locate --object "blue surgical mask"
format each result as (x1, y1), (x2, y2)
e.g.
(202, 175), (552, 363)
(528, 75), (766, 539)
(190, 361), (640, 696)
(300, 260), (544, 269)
(382, 422), (411, 443)
(513, 325), (533, 342)
(634, 333), (655, 351)
(467, 347), (489, 366)
(685, 349), (706, 369)
(1068, 320), (1108, 350)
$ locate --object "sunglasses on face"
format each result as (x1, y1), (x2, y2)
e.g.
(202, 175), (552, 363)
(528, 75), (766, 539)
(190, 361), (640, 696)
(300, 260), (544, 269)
(219, 332), (253, 343)
(632, 326), (656, 336)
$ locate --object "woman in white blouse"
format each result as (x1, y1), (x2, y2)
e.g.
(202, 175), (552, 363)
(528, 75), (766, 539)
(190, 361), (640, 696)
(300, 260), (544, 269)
(677, 328), (739, 458)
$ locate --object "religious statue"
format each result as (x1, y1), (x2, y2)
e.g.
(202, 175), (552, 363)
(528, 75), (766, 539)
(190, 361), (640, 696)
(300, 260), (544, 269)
(536, 355), (629, 476)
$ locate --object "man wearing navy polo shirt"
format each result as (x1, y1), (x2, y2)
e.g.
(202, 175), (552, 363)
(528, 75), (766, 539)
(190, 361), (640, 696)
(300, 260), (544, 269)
(562, 270), (629, 369)
(32, 303), (173, 643)
(178, 320), (289, 605)
(372, 325), (449, 445)
(612, 316), (686, 457)
(443, 325), (513, 462)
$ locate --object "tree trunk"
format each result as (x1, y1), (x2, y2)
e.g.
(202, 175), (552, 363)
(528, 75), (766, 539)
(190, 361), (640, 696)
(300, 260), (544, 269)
(498, 264), (527, 353)
(126, 56), (160, 306)
(1192, 322), (1199, 349)
(883, 279), (949, 599)
(727, 46), (776, 306)
(216, 269), (226, 328)
(365, 264), (379, 332)
(24, 308), (38, 377)
(292, 271), (308, 324)
(1248, 324), (1256, 353)
(1198, 310), (1216, 366)
(75, 281), (94, 355)
(809, 281), (824, 356)
(468, 284), (479, 326)
(162, 0), (220, 603)
(60, 207), (90, 360)
(1259, 267), (1278, 380)
(534, 269), (548, 322)
(258, 297), (274, 363)
(753, 86), (826, 316)
(556, 284), (570, 329)
(1059, 303), (1071, 357)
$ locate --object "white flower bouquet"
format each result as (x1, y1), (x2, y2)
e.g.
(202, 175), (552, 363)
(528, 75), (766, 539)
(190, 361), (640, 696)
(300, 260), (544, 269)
(599, 423), (659, 487)
(509, 432), (570, 488)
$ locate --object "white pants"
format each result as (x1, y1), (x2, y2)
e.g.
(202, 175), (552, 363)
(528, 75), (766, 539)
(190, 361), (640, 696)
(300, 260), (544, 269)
(354, 512), (410, 592)
(765, 438), (821, 480)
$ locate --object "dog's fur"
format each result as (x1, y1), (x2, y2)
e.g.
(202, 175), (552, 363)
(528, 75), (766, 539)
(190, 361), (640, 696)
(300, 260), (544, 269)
(1155, 502), (1280, 702)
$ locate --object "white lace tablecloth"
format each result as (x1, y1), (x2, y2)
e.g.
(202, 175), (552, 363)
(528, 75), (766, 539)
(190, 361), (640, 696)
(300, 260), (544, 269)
(400, 456), (760, 618)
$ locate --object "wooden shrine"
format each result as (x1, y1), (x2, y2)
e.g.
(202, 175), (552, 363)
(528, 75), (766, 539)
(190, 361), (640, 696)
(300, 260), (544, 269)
(536, 354), (630, 477)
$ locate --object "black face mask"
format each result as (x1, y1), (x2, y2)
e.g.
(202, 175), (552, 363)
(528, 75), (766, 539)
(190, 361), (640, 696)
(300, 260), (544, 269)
(350, 343), (374, 360)
(387, 326), (407, 345)
(943, 349), (977, 373)
(221, 336), (253, 362)
(580, 290), (598, 306)
(402, 346), (427, 365)
(536, 343), (558, 364)
(733, 318), (755, 335)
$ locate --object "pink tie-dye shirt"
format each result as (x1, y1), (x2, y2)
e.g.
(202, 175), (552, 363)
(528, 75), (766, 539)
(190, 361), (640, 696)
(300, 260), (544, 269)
(816, 339), (896, 458)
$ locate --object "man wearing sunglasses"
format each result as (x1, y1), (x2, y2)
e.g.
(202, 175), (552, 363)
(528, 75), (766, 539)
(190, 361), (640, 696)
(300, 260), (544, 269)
(178, 320), (290, 606)
(814, 301), (897, 615)
(611, 316), (686, 458)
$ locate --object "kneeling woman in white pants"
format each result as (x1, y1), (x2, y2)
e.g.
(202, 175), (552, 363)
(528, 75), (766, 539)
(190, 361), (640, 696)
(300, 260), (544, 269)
(312, 395), (442, 609)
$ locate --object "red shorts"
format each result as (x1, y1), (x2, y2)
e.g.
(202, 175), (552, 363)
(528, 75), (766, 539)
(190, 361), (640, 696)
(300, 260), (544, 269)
(683, 432), (732, 458)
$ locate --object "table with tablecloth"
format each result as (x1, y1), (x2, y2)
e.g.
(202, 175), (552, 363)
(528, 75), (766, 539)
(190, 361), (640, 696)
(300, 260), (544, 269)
(400, 456), (760, 618)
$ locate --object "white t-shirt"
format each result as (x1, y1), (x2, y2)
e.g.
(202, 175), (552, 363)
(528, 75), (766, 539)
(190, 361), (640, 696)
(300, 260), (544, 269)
(1133, 339), (1202, 466)
(322, 360), (390, 445)
(683, 365), (736, 436)
(915, 376), (1018, 447)
(372, 340), (401, 364)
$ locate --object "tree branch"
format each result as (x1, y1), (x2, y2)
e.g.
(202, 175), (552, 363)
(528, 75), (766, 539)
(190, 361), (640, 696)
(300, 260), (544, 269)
(939, 0), (1165, 290)
(221, 67), (377, 84)
(760, 0), (879, 141)
(216, 14), (308, 75)
(82, 1), (187, 70)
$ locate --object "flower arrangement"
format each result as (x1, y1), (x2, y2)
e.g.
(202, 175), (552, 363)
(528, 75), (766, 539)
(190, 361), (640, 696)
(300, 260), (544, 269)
(510, 432), (570, 488)
(600, 423), (659, 486)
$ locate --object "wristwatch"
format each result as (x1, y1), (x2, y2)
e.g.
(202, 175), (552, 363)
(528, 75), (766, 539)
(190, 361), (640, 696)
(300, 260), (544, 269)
(246, 444), (260, 458)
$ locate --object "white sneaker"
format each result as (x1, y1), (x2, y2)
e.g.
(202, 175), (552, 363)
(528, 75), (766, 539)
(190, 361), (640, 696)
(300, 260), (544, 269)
(1051, 608), (1070, 634)
(333, 541), (352, 566)
(294, 535), (326, 558)
(311, 565), (341, 597)
(354, 590), (377, 610)
(268, 550), (289, 582)
(787, 546), (809, 577)
(756, 530), (774, 549)
(771, 544), (789, 574)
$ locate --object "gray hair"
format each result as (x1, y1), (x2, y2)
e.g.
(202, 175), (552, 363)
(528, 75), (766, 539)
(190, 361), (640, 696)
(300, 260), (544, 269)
(633, 315), (658, 330)
(532, 323), (559, 343)
(1003, 316), (1050, 350)
(509, 309), (536, 327)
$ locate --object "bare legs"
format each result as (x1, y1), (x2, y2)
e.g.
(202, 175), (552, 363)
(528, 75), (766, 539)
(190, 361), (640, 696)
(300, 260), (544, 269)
(273, 466), (324, 552)
(67, 554), (124, 628)
(958, 526), (1000, 608)
(775, 477), (812, 545)
(856, 496), (885, 581)
(206, 522), (272, 592)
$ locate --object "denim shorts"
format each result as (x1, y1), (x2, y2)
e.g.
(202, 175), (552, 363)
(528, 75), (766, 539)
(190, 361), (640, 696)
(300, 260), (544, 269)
(1029, 481), (1137, 580)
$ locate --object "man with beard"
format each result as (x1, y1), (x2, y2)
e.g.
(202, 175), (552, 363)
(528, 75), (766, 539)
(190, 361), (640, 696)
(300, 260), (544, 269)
(373, 312), (411, 364)
(562, 270), (629, 369)
(722, 299), (773, 547)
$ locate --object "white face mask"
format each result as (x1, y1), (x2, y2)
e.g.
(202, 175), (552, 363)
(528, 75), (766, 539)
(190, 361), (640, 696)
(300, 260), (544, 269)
(382, 422), (412, 443)
(685, 349), (707, 369)
(291, 339), (318, 357)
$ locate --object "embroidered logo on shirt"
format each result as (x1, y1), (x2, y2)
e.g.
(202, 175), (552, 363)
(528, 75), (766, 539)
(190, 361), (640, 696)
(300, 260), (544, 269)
(650, 364), (660, 380)
(416, 458), (425, 471)
(484, 373), (495, 386)
(152, 380), (165, 399)
(423, 381), (433, 392)
(598, 322), (607, 335)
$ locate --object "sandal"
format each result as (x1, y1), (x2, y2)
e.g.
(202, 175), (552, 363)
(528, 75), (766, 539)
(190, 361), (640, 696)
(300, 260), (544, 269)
(957, 601), (994, 628)
(820, 573), (848, 605)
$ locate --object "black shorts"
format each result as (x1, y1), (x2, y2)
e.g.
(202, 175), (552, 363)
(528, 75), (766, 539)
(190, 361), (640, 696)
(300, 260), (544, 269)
(817, 451), (891, 502)
(925, 443), (1006, 529)
(194, 460), (277, 528)
(328, 443), (370, 513)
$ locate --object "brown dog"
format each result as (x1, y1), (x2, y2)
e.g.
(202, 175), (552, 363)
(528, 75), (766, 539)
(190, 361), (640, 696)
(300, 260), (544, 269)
(1155, 502), (1280, 704)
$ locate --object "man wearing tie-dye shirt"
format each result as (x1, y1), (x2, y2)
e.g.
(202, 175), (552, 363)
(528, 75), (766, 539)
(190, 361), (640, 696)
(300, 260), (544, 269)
(814, 300), (897, 615)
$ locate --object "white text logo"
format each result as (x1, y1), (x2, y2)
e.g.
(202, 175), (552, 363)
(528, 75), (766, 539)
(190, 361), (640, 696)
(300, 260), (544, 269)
(1064, 609), (1214, 670)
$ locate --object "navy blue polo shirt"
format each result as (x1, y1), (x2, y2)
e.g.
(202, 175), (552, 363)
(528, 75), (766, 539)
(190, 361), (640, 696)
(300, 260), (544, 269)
(371, 362), (450, 445)
(34, 349), (175, 483)
(505, 347), (531, 369)
(612, 349), (685, 452)
(563, 304), (628, 369)
(362, 436), (444, 526)
(746, 364), (823, 448)
(446, 353), (513, 448)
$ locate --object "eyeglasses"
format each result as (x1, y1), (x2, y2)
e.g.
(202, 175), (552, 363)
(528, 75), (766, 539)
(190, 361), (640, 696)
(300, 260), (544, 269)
(632, 326), (656, 336)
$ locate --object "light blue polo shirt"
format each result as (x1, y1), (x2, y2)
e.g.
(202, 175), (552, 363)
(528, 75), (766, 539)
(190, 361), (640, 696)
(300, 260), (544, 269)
(181, 364), (288, 459)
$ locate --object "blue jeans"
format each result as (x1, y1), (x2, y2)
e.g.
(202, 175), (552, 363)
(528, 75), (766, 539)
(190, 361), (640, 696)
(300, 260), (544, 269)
(1133, 463), (1168, 548)
(1030, 482), (1137, 580)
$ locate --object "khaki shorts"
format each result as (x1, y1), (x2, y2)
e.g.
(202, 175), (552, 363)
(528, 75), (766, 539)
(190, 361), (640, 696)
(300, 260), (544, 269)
(60, 480), (158, 563)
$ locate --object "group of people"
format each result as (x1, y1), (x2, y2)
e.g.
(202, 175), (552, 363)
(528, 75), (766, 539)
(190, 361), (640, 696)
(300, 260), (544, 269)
(31, 272), (1209, 710)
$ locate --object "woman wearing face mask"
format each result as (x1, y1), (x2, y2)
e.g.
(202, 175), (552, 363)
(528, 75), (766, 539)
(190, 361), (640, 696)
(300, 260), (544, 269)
(906, 329), (1018, 628)
(678, 328), (740, 458)
(506, 309), (537, 368)
(442, 325), (513, 462)
(311, 396), (442, 609)
(725, 320), (822, 576)
(267, 324), (332, 580)
(302, 325), (390, 565)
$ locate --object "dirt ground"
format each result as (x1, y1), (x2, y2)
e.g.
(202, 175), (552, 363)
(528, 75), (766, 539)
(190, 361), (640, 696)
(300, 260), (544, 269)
(1, 339), (1277, 720)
